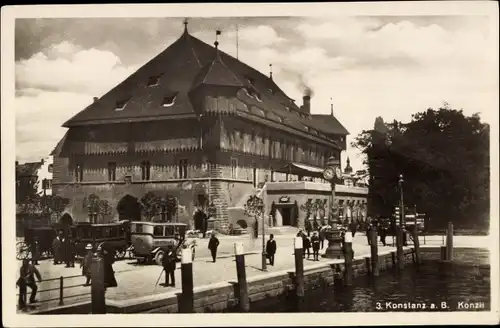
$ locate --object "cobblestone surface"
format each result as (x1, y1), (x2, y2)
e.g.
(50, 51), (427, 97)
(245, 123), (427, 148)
(16, 234), (489, 313)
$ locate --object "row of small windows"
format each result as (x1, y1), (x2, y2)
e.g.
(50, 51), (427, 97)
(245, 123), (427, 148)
(73, 159), (190, 182)
(115, 93), (177, 111)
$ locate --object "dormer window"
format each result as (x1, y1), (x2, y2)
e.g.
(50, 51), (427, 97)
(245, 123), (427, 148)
(285, 106), (291, 112)
(276, 116), (283, 123)
(162, 94), (177, 107)
(245, 76), (255, 86)
(304, 126), (309, 131)
(147, 75), (161, 87)
(115, 97), (130, 111)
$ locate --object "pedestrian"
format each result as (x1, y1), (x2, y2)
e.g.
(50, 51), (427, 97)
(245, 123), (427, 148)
(302, 233), (311, 259)
(65, 236), (76, 268)
(208, 233), (220, 263)
(52, 231), (64, 265)
(312, 219), (319, 233)
(31, 237), (40, 265)
(253, 218), (259, 239)
(265, 234), (277, 266)
(161, 245), (176, 287)
(17, 259), (42, 309)
(366, 223), (372, 246)
(379, 221), (387, 246)
(319, 226), (326, 249)
(98, 243), (117, 289)
(202, 211), (208, 239)
(311, 231), (321, 261)
(80, 244), (93, 286)
(349, 220), (358, 238)
(305, 219), (312, 237)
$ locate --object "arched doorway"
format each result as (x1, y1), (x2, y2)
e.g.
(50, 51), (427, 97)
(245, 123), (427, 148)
(117, 195), (141, 221)
(59, 213), (73, 226)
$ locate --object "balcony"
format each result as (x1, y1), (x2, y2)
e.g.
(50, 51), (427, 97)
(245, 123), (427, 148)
(266, 181), (368, 195)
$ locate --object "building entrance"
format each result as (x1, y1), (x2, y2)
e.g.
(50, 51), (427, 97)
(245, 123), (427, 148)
(281, 207), (292, 226)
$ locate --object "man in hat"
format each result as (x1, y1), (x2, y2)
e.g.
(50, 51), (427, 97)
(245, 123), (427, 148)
(65, 236), (76, 268)
(311, 231), (321, 261)
(98, 243), (117, 289)
(52, 231), (64, 265)
(31, 237), (41, 265)
(208, 232), (220, 263)
(161, 245), (177, 287)
(17, 259), (42, 309)
(265, 234), (277, 266)
(80, 244), (93, 286)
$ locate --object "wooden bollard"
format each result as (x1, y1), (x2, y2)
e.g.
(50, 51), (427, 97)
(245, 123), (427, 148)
(370, 230), (379, 276)
(440, 246), (447, 261)
(234, 242), (249, 312)
(294, 237), (305, 298)
(91, 257), (106, 314)
(180, 247), (194, 313)
(446, 222), (454, 261)
(396, 228), (404, 270)
(59, 276), (64, 306)
(343, 232), (353, 286)
(412, 230), (421, 265)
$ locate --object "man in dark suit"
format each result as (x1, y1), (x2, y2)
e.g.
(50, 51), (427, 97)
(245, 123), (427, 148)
(161, 245), (177, 287)
(208, 233), (220, 263)
(265, 234), (277, 266)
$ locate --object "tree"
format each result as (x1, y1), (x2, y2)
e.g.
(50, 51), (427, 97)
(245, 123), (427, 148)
(244, 195), (264, 218)
(140, 192), (161, 221)
(164, 195), (178, 222)
(353, 106), (490, 229)
(43, 195), (70, 220)
(83, 194), (113, 223)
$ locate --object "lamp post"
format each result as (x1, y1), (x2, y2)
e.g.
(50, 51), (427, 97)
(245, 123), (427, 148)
(398, 174), (405, 227)
(322, 156), (344, 259)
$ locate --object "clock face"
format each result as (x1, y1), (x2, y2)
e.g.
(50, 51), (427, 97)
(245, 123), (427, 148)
(323, 167), (335, 181)
(335, 167), (342, 178)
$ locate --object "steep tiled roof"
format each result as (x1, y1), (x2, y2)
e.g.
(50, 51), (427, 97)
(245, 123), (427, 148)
(310, 114), (350, 135)
(51, 131), (68, 156)
(63, 27), (349, 142)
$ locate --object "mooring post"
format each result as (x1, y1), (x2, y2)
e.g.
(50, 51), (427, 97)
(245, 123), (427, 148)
(440, 246), (447, 261)
(370, 230), (379, 276)
(180, 247), (194, 313)
(343, 232), (353, 286)
(58, 276), (64, 306)
(446, 221), (453, 262)
(91, 256), (106, 314)
(234, 242), (249, 312)
(412, 229), (421, 266)
(294, 236), (305, 298)
(396, 227), (404, 270)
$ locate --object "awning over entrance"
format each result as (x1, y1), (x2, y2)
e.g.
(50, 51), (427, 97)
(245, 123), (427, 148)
(275, 162), (324, 179)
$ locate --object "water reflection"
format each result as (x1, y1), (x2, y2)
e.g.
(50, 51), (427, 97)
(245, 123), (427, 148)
(243, 250), (490, 313)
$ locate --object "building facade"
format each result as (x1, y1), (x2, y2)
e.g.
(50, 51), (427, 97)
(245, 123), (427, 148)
(16, 156), (54, 202)
(52, 25), (350, 233)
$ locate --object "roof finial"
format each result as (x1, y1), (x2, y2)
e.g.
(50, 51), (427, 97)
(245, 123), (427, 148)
(183, 18), (189, 33)
(330, 97), (334, 116)
(269, 64), (273, 80)
(214, 30), (221, 49)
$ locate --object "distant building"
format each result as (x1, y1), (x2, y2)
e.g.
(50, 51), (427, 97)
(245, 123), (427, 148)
(16, 156), (54, 202)
(51, 23), (352, 232)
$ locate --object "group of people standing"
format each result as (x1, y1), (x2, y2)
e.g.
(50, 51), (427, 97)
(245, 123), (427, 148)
(51, 231), (76, 267)
(297, 229), (325, 261)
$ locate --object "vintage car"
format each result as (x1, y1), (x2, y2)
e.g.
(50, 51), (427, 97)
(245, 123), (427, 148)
(73, 221), (130, 259)
(129, 221), (196, 265)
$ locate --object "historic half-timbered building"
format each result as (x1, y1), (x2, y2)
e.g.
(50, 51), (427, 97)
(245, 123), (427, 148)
(52, 24), (350, 233)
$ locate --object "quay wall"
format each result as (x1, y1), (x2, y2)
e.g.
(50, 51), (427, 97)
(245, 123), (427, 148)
(35, 247), (486, 314)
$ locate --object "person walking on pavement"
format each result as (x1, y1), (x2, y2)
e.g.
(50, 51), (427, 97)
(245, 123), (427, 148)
(52, 231), (64, 265)
(80, 244), (93, 286)
(379, 220), (388, 246)
(17, 259), (42, 309)
(366, 223), (372, 246)
(319, 226), (327, 249)
(98, 243), (117, 289)
(349, 220), (358, 238)
(265, 234), (277, 266)
(65, 236), (76, 268)
(208, 233), (220, 263)
(311, 231), (321, 261)
(161, 245), (177, 287)
(301, 232), (311, 259)
(31, 237), (40, 265)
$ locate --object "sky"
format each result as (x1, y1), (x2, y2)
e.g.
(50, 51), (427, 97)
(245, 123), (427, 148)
(14, 15), (497, 172)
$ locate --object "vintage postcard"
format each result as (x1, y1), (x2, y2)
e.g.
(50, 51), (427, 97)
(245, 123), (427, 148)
(2, 1), (499, 326)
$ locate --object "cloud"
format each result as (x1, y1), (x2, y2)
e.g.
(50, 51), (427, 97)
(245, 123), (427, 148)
(16, 43), (137, 96)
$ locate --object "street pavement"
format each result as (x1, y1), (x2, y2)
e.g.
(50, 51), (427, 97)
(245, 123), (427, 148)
(17, 233), (490, 313)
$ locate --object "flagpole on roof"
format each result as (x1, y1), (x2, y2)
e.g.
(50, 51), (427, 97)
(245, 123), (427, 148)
(236, 24), (239, 60)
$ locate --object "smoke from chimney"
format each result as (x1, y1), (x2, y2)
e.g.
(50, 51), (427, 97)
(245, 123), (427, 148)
(298, 75), (314, 98)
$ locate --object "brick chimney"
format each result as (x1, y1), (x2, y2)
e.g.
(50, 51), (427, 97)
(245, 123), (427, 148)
(93, 97), (99, 102)
(15, 160), (19, 166)
(302, 95), (311, 114)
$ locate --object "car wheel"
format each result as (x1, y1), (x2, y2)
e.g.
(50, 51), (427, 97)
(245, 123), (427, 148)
(154, 250), (165, 266)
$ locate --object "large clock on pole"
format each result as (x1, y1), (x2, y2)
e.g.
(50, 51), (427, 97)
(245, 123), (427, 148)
(323, 167), (335, 181)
